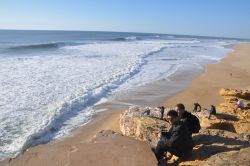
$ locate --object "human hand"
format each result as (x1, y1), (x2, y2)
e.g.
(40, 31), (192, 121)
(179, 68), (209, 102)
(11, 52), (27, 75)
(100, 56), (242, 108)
(154, 129), (161, 138)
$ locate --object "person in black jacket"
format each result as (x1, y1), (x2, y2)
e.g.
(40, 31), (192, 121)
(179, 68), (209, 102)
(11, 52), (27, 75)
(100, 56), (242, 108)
(158, 106), (165, 120)
(154, 110), (194, 163)
(176, 103), (201, 134)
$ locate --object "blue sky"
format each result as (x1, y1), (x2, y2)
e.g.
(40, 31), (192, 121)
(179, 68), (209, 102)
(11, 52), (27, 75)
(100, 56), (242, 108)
(0, 0), (250, 38)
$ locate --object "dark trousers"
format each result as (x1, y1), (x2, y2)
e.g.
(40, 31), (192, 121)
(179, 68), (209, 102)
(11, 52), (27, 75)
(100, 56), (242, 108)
(154, 137), (191, 161)
(160, 110), (164, 120)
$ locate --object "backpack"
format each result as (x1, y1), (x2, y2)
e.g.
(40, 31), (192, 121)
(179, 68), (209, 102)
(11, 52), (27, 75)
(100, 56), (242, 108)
(184, 112), (201, 134)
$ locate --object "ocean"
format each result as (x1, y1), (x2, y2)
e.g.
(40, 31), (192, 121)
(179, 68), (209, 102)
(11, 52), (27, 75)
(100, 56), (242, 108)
(0, 30), (243, 160)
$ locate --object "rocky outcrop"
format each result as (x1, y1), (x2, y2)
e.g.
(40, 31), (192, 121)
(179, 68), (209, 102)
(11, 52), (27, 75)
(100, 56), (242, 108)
(198, 88), (250, 134)
(219, 88), (250, 100)
(119, 88), (250, 165)
(2, 130), (158, 166)
(120, 106), (169, 147)
(202, 147), (250, 166)
(178, 129), (250, 165)
(181, 88), (250, 165)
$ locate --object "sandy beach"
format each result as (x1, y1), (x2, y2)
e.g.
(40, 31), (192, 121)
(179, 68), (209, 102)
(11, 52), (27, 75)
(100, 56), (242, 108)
(1, 43), (250, 166)
(164, 43), (250, 110)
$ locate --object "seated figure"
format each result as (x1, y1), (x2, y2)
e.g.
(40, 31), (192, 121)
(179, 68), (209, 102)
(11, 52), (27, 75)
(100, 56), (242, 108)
(176, 103), (201, 134)
(208, 105), (216, 119)
(193, 102), (201, 112)
(236, 98), (244, 109)
(154, 110), (194, 164)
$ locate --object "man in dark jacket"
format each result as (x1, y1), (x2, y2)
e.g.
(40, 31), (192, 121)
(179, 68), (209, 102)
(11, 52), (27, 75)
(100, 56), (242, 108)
(176, 103), (201, 134)
(154, 110), (194, 163)
(158, 106), (165, 120)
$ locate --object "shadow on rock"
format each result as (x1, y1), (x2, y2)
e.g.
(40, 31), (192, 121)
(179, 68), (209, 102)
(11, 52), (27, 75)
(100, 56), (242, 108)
(207, 122), (236, 133)
(215, 113), (239, 121)
(189, 132), (250, 161)
(193, 133), (249, 145)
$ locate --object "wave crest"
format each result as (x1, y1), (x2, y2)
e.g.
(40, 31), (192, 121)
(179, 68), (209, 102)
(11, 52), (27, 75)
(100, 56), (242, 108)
(112, 36), (141, 41)
(6, 42), (80, 52)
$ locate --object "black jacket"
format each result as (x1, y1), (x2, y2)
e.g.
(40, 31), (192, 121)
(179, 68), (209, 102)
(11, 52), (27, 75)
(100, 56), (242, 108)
(180, 111), (200, 134)
(161, 121), (194, 157)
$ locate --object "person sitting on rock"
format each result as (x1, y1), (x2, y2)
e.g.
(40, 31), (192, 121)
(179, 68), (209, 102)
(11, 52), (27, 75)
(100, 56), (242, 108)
(141, 107), (151, 116)
(208, 105), (216, 119)
(193, 102), (201, 112)
(235, 98), (244, 110)
(158, 106), (165, 120)
(176, 103), (201, 134)
(154, 110), (194, 164)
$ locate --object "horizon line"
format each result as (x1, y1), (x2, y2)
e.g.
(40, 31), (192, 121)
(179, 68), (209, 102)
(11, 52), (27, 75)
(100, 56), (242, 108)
(0, 28), (249, 40)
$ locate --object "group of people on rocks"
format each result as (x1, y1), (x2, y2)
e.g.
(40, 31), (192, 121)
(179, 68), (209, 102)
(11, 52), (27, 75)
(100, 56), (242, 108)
(153, 99), (246, 165)
(153, 103), (201, 166)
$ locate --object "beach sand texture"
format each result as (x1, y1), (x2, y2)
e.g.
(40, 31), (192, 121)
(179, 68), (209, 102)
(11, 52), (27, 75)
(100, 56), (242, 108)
(1, 43), (250, 166)
(164, 43), (250, 110)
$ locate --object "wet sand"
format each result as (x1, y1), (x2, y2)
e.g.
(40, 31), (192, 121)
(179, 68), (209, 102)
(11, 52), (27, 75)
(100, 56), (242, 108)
(164, 43), (250, 110)
(1, 43), (250, 166)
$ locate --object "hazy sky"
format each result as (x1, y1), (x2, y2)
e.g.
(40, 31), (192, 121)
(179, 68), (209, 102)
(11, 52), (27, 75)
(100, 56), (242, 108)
(0, 0), (250, 38)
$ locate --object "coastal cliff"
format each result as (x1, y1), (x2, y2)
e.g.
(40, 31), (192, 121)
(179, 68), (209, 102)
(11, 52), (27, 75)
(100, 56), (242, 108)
(119, 88), (250, 165)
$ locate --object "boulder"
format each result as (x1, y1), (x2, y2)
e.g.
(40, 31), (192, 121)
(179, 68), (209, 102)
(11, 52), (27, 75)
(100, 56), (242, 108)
(193, 109), (211, 119)
(120, 106), (169, 147)
(1, 130), (158, 166)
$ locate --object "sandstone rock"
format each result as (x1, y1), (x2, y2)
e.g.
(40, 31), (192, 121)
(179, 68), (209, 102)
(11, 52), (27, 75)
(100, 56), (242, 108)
(234, 121), (250, 134)
(178, 129), (250, 165)
(202, 147), (250, 166)
(69, 130), (158, 166)
(4, 130), (158, 166)
(217, 103), (236, 114)
(193, 129), (250, 143)
(224, 97), (238, 104)
(219, 88), (250, 100)
(120, 89), (250, 166)
(199, 89), (250, 134)
(193, 109), (211, 119)
(236, 107), (250, 117)
(200, 110), (250, 134)
(200, 118), (237, 133)
(180, 147), (250, 166)
(120, 106), (169, 147)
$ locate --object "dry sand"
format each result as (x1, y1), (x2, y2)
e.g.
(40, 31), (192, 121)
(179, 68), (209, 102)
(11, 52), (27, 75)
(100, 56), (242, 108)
(1, 43), (250, 166)
(164, 43), (250, 110)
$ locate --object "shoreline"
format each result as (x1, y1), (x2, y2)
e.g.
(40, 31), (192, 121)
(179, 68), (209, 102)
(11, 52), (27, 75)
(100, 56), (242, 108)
(164, 43), (250, 110)
(94, 63), (204, 112)
(1, 43), (250, 166)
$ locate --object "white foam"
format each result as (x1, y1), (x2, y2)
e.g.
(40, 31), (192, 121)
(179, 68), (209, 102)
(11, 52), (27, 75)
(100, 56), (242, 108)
(125, 36), (137, 40)
(0, 41), (168, 160)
